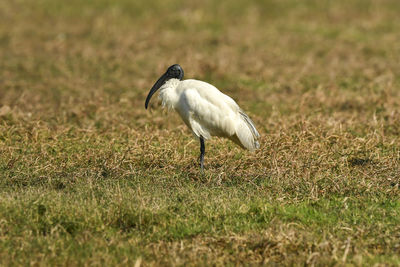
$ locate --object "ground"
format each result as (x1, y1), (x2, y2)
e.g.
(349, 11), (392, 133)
(0, 0), (400, 265)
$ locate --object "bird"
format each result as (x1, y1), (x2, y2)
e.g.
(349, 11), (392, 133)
(145, 64), (260, 171)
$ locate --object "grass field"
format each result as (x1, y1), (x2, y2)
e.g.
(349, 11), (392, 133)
(1, 0), (400, 265)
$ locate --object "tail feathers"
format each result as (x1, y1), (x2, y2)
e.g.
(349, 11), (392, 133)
(230, 111), (260, 151)
(239, 111), (260, 139)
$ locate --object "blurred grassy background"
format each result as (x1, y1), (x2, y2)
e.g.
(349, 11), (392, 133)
(1, 0), (400, 265)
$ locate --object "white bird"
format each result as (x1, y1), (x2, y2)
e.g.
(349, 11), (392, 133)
(145, 64), (260, 171)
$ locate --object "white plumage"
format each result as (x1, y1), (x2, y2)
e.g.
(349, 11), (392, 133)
(158, 79), (260, 151)
(145, 64), (260, 170)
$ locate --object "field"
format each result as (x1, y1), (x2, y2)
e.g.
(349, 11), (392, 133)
(1, 0), (400, 265)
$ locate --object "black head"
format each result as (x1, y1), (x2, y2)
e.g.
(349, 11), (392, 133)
(145, 64), (184, 109)
(166, 64), (184, 80)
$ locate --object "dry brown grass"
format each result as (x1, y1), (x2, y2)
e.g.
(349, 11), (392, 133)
(1, 0), (400, 265)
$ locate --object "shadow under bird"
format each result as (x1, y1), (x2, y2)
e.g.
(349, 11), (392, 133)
(145, 64), (260, 171)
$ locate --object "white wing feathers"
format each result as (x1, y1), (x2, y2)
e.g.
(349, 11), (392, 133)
(177, 80), (260, 151)
(235, 110), (260, 151)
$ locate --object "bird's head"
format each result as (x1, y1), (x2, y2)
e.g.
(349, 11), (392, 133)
(145, 64), (184, 109)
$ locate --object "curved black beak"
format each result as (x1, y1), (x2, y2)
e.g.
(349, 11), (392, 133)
(145, 72), (168, 109)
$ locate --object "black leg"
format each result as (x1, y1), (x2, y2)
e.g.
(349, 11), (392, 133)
(199, 136), (205, 171)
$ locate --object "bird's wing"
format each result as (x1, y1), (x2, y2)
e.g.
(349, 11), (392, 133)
(179, 83), (238, 140)
(181, 79), (240, 110)
(178, 79), (260, 151)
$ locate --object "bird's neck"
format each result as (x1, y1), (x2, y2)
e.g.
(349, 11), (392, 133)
(159, 78), (181, 109)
